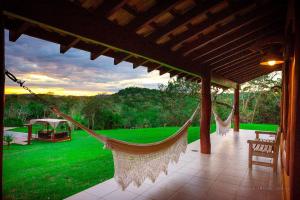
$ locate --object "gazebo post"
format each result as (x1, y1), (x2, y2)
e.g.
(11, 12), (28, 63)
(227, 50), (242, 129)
(0, 8), (5, 197)
(200, 71), (211, 154)
(26, 124), (32, 145)
(234, 84), (240, 132)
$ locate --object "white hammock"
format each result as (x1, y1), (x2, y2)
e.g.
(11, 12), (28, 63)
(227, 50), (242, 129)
(51, 105), (199, 190)
(212, 106), (234, 136)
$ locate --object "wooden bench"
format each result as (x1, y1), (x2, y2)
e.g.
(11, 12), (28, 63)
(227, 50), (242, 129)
(247, 131), (281, 172)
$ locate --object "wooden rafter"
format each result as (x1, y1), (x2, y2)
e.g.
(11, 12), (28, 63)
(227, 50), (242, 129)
(216, 59), (261, 75)
(228, 67), (270, 80)
(9, 22), (30, 42)
(211, 73), (237, 89)
(213, 53), (261, 72)
(188, 17), (280, 62)
(4, 0), (204, 77)
(60, 38), (81, 54)
(3, 0), (286, 88)
(238, 70), (275, 83)
(200, 30), (275, 65)
(169, 71), (181, 78)
(128, 1), (181, 31)
(146, 0), (221, 41)
(164, 1), (254, 49)
(91, 0), (124, 14)
(147, 63), (161, 73)
(126, 57), (148, 69)
(113, 52), (132, 65)
(105, 1), (131, 17)
(133, 60), (148, 69)
(210, 51), (259, 69)
(215, 55), (261, 71)
(159, 67), (172, 76)
(224, 64), (262, 78)
(178, 3), (280, 55)
(90, 47), (111, 60)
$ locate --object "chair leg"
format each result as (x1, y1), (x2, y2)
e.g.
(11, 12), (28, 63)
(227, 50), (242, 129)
(248, 147), (252, 168)
(273, 158), (278, 173)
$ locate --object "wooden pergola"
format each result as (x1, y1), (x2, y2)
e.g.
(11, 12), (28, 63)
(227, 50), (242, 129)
(0, 0), (299, 199)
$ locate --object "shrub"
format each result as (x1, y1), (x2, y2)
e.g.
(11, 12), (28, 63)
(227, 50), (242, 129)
(4, 118), (24, 127)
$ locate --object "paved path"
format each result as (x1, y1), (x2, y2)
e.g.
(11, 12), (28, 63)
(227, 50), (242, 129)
(4, 130), (30, 145)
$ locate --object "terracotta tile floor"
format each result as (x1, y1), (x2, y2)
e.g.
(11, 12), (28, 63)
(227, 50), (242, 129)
(66, 129), (283, 200)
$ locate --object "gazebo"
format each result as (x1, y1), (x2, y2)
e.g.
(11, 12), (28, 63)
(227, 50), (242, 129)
(28, 118), (71, 142)
(0, 0), (299, 199)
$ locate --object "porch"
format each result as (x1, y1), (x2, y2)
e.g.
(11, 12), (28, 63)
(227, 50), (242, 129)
(66, 129), (282, 200)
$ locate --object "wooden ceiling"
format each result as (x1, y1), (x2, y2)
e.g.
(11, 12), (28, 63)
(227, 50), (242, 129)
(3, 0), (287, 88)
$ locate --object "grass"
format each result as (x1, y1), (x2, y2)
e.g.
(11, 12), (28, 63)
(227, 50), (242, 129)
(4, 123), (277, 200)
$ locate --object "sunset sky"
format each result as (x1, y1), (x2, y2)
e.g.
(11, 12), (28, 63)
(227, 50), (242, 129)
(4, 31), (174, 96)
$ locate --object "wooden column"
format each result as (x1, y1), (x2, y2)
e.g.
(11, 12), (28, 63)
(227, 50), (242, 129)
(233, 84), (240, 132)
(200, 72), (211, 154)
(26, 124), (32, 145)
(0, 5), (5, 197)
(290, 1), (300, 198)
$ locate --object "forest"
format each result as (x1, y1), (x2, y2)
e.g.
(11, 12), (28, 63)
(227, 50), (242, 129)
(4, 72), (282, 129)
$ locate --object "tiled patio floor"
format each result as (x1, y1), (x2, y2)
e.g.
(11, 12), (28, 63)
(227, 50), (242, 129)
(66, 129), (282, 200)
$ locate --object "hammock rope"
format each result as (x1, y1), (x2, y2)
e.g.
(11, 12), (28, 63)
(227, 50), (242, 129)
(5, 69), (200, 189)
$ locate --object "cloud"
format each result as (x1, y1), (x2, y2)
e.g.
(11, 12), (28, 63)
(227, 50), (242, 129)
(4, 31), (174, 95)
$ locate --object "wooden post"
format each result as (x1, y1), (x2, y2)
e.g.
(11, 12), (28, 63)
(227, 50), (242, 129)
(26, 124), (32, 145)
(290, 1), (300, 198)
(0, 5), (5, 197)
(200, 72), (211, 154)
(234, 84), (240, 132)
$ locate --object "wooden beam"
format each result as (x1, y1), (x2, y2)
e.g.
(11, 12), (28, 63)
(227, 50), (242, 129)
(146, 0), (221, 41)
(60, 38), (80, 54)
(200, 71), (211, 154)
(4, 0), (201, 77)
(9, 22), (30, 42)
(234, 84), (240, 132)
(178, 3), (281, 55)
(165, 1), (254, 49)
(211, 73), (238, 89)
(90, 47), (110, 60)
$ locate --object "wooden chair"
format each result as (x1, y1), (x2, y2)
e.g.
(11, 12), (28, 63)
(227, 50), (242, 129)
(247, 131), (281, 172)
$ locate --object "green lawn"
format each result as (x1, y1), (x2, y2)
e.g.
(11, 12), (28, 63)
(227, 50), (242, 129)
(4, 123), (277, 200)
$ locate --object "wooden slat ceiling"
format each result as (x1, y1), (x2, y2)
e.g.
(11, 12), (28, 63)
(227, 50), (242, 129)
(3, 0), (287, 87)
